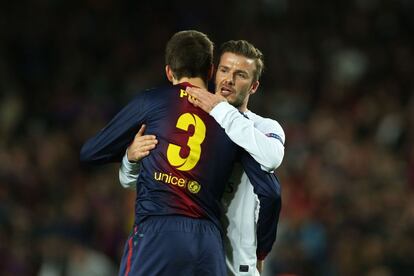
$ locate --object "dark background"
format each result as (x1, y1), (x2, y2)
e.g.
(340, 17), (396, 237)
(1, 0), (413, 275)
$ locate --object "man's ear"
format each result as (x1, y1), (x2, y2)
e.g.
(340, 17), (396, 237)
(165, 65), (174, 82)
(250, 80), (260, 95)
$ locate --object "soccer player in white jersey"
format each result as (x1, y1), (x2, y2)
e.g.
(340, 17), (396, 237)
(119, 40), (285, 275)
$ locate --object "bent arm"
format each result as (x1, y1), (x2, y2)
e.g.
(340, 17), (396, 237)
(241, 152), (282, 261)
(210, 101), (285, 172)
(118, 125), (158, 189)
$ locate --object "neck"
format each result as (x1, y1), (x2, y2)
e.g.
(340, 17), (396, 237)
(238, 98), (249, 112)
(173, 77), (207, 89)
(238, 106), (248, 112)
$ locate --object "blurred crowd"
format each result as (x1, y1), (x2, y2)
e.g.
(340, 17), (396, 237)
(1, 0), (413, 275)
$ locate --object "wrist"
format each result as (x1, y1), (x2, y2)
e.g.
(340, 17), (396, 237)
(126, 149), (137, 163)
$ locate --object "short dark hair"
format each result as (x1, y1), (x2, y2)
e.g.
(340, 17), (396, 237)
(165, 30), (214, 82)
(220, 40), (264, 82)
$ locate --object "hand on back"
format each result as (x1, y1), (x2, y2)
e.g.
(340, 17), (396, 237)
(127, 124), (158, 162)
(186, 87), (227, 113)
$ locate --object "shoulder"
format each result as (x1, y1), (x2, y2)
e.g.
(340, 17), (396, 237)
(246, 111), (284, 132)
(134, 85), (171, 98)
(247, 110), (285, 144)
(130, 85), (175, 104)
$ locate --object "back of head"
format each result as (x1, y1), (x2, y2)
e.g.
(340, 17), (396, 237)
(220, 40), (264, 82)
(165, 30), (214, 82)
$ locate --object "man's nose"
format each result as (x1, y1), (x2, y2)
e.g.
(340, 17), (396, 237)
(224, 74), (234, 85)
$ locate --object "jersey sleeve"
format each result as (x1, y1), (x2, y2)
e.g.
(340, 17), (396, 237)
(240, 152), (282, 260)
(210, 101), (285, 172)
(119, 152), (140, 189)
(80, 94), (147, 165)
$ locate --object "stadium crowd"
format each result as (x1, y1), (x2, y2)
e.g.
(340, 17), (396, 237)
(0, 0), (413, 275)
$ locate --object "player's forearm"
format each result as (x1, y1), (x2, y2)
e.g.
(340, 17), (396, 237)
(256, 187), (281, 261)
(256, 194), (281, 261)
(210, 102), (284, 171)
(80, 100), (144, 165)
(241, 153), (282, 260)
(80, 130), (126, 165)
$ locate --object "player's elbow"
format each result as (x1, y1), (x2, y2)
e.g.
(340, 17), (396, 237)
(80, 139), (109, 165)
(79, 144), (93, 164)
(261, 150), (284, 172)
(80, 139), (104, 164)
(272, 145), (285, 169)
(270, 155), (283, 171)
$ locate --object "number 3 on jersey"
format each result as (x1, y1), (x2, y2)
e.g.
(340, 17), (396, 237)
(167, 113), (206, 171)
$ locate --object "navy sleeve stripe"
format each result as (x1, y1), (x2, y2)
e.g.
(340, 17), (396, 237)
(265, 133), (284, 145)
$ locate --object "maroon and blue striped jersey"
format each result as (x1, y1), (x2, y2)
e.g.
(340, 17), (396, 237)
(81, 82), (240, 229)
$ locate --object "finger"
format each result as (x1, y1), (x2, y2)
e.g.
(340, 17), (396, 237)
(139, 137), (158, 144)
(140, 139), (158, 147)
(138, 135), (157, 141)
(141, 144), (157, 151)
(189, 87), (208, 96)
(187, 95), (198, 107)
(146, 135), (157, 140)
(188, 88), (211, 103)
(142, 140), (157, 148)
(133, 136), (156, 148)
(131, 149), (150, 160)
(186, 87), (200, 97)
(136, 124), (146, 137)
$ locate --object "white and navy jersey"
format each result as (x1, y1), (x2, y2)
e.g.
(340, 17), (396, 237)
(213, 103), (283, 275)
(222, 164), (260, 276)
(119, 101), (284, 275)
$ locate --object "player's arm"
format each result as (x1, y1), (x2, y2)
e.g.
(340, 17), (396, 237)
(80, 93), (148, 165)
(186, 87), (285, 172)
(241, 152), (282, 261)
(119, 125), (158, 189)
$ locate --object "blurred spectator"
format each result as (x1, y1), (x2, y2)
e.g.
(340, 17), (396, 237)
(38, 235), (117, 276)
